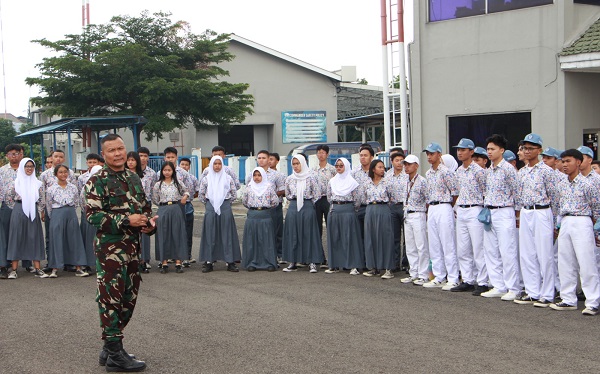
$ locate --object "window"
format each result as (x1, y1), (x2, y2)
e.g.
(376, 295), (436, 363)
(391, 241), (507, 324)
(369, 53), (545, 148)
(574, 0), (600, 5)
(429, 0), (553, 22)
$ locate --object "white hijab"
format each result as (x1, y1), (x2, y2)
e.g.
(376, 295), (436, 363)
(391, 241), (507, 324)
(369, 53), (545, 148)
(15, 158), (42, 221)
(90, 165), (102, 176)
(248, 167), (270, 197)
(288, 155), (311, 211)
(206, 155), (231, 215)
(442, 154), (458, 172)
(329, 158), (358, 196)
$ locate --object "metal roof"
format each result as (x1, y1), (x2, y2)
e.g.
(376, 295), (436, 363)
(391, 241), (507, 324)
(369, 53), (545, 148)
(17, 115), (148, 138)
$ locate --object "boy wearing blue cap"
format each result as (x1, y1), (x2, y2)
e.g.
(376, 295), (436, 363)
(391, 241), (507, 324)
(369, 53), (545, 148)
(514, 134), (559, 307)
(451, 139), (489, 295)
(472, 147), (489, 169)
(422, 142), (460, 290)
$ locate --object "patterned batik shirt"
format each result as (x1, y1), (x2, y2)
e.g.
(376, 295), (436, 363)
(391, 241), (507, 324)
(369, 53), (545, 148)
(363, 178), (393, 204)
(313, 163), (336, 198)
(517, 161), (559, 213)
(201, 165), (241, 190)
(285, 175), (321, 202)
(351, 168), (370, 206)
(404, 174), (428, 212)
(557, 173), (600, 221)
(5, 185), (45, 215)
(387, 171), (409, 204)
(0, 164), (18, 204)
(456, 162), (486, 206)
(198, 176), (238, 204)
(425, 163), (458, 204)
(46, 182), (80, 217)
(141, 167), (158, 202)
(326, 183), (361, 209)
(85, 167), (154, 255)
(39, 167), (77, 190)
(152, 180), (188, 206)
(242, 184), (280, 209)
(484, 159), (518, 207)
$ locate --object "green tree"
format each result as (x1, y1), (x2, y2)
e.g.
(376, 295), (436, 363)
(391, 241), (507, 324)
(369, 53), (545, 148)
(355, 78), (368, 85)
(0, 118), (17, 152)
(26, 11), (254, 142)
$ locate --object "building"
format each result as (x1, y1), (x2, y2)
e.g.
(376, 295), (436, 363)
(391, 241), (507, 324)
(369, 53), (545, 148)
(409, 0), (600, 158)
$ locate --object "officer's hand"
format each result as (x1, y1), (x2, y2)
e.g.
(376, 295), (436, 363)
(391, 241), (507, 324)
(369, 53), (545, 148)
(129, 214), (149, 227)
(180, 196), (187, 205)
(141, 215), (158, 233)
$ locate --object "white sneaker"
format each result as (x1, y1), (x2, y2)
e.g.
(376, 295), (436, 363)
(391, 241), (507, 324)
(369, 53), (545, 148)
(48, 269), (58, 278)
(324, 268), (338, 274)
(75, 269), (90, 277)
(442, 282), (460, 291)
(501, 291), (518, 301)
(481, 288), (507, 298)
(309, 263), (318, 273)
(381, 270), (394, 279)
(412, 278), (426, 286)
(349, 268), (360, 276)
(582, 307), (599, 316)
(7, 270), (17, 279)
(400, 276), (417, 284)
(282, 264), (298, 272)
(423, 280), (446, 288)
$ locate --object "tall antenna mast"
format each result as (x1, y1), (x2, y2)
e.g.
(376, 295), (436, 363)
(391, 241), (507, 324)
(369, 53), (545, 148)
(82, 0), (90, 28)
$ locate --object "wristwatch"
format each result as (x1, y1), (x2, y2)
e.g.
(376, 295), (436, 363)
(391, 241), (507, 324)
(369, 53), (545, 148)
(122, 217), (130, 227)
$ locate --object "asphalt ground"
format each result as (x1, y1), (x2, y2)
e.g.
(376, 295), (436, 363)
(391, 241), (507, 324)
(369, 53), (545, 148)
(2, 201), (600, 373)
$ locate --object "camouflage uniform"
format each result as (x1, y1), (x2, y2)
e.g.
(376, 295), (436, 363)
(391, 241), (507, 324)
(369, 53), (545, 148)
(84, 166), (154, 342)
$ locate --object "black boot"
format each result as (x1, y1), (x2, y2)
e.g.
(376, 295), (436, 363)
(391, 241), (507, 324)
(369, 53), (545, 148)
(99, 342), (137, 366)
(104, 340), (146, 372)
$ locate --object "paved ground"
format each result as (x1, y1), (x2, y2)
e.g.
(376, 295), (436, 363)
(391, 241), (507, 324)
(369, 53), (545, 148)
(2, 201), (600, 373)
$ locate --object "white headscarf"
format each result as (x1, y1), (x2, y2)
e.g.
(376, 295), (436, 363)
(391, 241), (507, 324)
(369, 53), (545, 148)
(288, 155), (311, 211)
(206, 155), (231, 215)
(89, 165), (102, 176)
(15, 158), (42, 221)
(248, 167), (270, 197)
(442, 154), (458, 172)
(329, 158), (358, 196)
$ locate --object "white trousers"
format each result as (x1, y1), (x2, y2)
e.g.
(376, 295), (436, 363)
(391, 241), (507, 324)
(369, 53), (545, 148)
(518, 208), (555, 301)
(483, 207), (521, 293)
(558, 216), (600, 308)
(456, 206), (488, 286)
(427, 204), (459, 283)
(404, 212), (430, 280)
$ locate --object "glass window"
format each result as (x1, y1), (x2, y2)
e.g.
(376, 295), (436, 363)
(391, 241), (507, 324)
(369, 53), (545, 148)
(488, 0), (552, 13)
(429, 0), (485, 22)
(574, 0), (600, 5)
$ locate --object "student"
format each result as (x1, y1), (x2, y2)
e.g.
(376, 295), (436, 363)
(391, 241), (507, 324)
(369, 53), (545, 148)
(325, 158), (364, 275)
(400, 155), (430, 285)
(592, 160), (600, 175)
(362, 159), (396, 279)
(5, 158), (45, 279)
(386, 152), (407, 271)
(44, 165), (88, 278)
(472, 147), (490, 169)
(514, 134), (558, 307)
(282, 155), (324, 273)
(44, 156), (53, 171)
(138, 147), (158, 272)
(200, 146), (241, 190)
(480, 134), (521, 301)
(503, 150), (518, 169)
(313, 144), (336, 242)
(269, 152), (280, 171)
(351, 146), (375, 240)
(241, 167), (279, 272)
(152, 162), (189, 274)
(551, 149), (600, 315)
(126, 151), (144, 179)
(163, 147), (194, 198)
(451, 138), (489, 295)
(198, 156), (241, 273)
(179, 157), (200, 267)
(422, 142), (460, 290)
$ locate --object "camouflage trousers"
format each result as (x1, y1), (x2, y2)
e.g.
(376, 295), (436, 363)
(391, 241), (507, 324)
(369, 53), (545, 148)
(96, 249), (140, 342)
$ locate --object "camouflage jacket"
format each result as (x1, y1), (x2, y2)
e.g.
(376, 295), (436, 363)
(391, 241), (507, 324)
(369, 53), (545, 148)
(84, 166), (154, 255)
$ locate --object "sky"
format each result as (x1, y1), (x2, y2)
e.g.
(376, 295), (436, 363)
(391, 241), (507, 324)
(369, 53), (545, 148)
(0, 0), (413, 118)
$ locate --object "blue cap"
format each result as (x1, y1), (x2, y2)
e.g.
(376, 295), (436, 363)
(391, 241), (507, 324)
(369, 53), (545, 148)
(453, 138), (475, 150)
(541, 147), (559, 159)
(577, 146), (594, 158)
(523, 133), (543, 147)
(503, 150), (516, 162)
(423, 142), (442, 153)
(555, 150), (564, 160)
(473, 147), (488, 158)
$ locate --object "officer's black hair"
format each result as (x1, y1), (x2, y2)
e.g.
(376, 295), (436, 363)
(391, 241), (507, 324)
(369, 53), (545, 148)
(561, 149), (583, 162)
(86, 153), (102, 161)
(5, 144), (23, 153)
(485, 134), (508, 151)
(368, 159), (384, 179)
(212, 146), (226, 154)
(163, 147), (178, 156)
(269, 152), (280, 161)
(158, 161), (184, 196)
(126, 151), (144, 179)
(53, 164), (69, 176)
(100, 134), (122, 146)
(316, 144), (330, 154)
(138, 147), (150, 156)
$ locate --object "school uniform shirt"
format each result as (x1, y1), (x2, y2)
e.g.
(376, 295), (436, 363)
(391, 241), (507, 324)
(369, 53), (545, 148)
(326, 183), (361, 209)
(404, 174), (428, 212)
(39, 167), (77, 190)
(201, 165), (241, 190)
(557, 174), (600, 221)
(313, 163), (336, 198)
(174, 166), (195, 197)
(242, 184), (279, 209)
(198, 176), (237, 203)
(456, 162), (486, 206)
(425, 163), (458, 204)
(46, 183), (80, 217)
(484, 159), (518, 207)
(387, 171), (408, 204)
(5, 184), (44, 214)
(351, 168), (370, 206)
(285, 174), (320, 202)
(141, 167), (158, 201)
(152, 181), (188, 206)
(363, 178), (393, 204)
(0, 164), (18, 204)
(516, 161), (559, 213)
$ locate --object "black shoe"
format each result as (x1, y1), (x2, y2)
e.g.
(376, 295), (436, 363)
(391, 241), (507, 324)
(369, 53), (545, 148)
(175, 265), (184, 274)
(201, 262), (213, 273)
(42, 266), (52, 273)
(227, 263), (239, 272)
(450, 282), (475, 292)
(0, 267), (7, 279)
(99, 347), (136, 366)
(267, 266), (276, 272)
(160, 266), (168, 274)
(104, 341), (146, 372)
(577, 290), (586, 301)
(247, 266), (256, 272)
(472, 285), (489, 296)
(182, 260), (190, 268)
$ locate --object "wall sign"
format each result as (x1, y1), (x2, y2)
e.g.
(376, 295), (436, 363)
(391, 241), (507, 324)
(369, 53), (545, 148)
(282, 111), (327, 144)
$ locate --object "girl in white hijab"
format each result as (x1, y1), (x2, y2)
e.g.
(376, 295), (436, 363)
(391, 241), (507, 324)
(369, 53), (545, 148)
(241, 167), (279, 271)
(6, 158), (45, 279)
(281, 155), (324, 273)
(198, 155), (241, 273)
(442, 154), (458, 172)
(325, 158), (365, 275)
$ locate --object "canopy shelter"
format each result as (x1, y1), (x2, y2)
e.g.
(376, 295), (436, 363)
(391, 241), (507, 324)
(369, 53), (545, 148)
(334, 111), (403, 145)
(16, 115), (147, 169)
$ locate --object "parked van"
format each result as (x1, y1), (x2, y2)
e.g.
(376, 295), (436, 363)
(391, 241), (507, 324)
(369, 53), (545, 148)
(288, 141), (382, 158)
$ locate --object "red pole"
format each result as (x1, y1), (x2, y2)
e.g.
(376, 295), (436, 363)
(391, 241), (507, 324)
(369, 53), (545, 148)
(381, 0), (388, 45)
(398, 0), (404, 43)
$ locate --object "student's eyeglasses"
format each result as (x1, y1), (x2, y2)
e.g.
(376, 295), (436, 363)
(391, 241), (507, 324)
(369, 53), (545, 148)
(522, 146), (541, 152)
(334, 164), (344, 168)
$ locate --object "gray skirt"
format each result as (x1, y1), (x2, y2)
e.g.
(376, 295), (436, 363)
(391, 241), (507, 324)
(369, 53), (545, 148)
(200, 200), (241, 263)
(7, 202), (44, 261)
(364, 204), (395, 270)
(80, 211), (97, 267)
(326, 203), (365, 269)
(0, 203), (12, 264)
(141, 233), (151, 262)
(155, 203), (188, 261)
(282, 200), (324, 264)
(48, 206), (86, 268)
(242, 208), (277, 269)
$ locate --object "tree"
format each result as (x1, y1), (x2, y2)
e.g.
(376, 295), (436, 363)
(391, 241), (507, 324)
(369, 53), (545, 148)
(26, 11), (254, 141)
(355, 78), (369, 85)
(0, 118), (17, 152)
